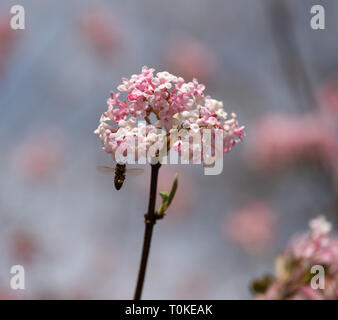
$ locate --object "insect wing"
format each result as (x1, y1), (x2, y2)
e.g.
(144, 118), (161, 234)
(96, 166), (115, 174)
(126, 168), (144, 176)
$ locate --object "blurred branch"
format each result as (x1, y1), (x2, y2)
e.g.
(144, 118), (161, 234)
(265, 0), (338, 215)
(264, 0), (317, 110)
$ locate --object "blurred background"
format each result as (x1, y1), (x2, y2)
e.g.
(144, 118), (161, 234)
(0, 0), (337, 299)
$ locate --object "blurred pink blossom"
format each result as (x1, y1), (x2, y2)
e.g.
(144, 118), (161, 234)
(318, 79), (338, 114)
(0, 14), (17, 79)
(9, 230), (39, 265)
(164, 36), (217, 83)
(254, 216), (338, 300)
(247, 114), (336, 170)
(222, 201), (278, 254)
(288, 216), (338, 273)
(316, 80), (338, 187)
(11, 131), (64, 181)
(78, 9), (123, 59)
(174, 272), (212, 299)
(0, 290), (14, 300)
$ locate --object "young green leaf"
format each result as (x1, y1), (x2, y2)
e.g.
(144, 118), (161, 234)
(156, 174), (178, 217)
(159, 191), (169, 202)
(167, 173), (178, 207)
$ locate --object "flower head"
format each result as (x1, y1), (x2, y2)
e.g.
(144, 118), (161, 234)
(94, 66), (244, 165)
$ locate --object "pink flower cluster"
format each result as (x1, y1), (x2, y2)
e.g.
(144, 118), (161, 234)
(288, 216), (338, 274)
(94, 66), (244, 164)
(254, 216), (338, 300)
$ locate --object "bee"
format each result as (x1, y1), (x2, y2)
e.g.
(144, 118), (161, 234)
(97, 164), (144, 190)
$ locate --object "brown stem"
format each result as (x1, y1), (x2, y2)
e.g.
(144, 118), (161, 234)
(134, 162), (161, 300)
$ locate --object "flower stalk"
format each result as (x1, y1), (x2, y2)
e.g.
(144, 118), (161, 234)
(134, 165), (178, 299)
(134, 162), (161, 300)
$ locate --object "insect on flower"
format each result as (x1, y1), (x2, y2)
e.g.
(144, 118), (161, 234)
(97, 164), (143, 190)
